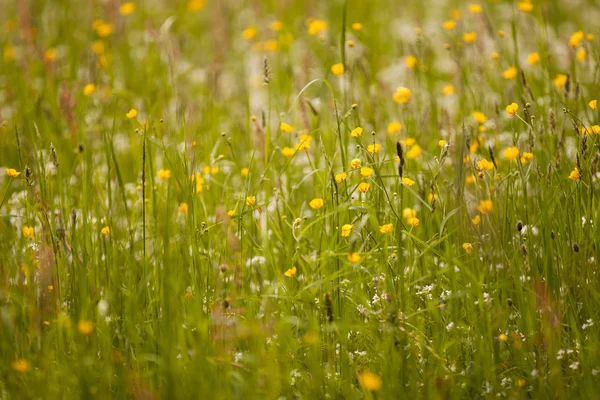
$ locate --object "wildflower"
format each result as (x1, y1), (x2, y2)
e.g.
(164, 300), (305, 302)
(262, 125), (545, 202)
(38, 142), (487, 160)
(341, 224), (354, 237)
(506, 102), (519, 116)
(405, 56), (418, 69)
(242, 26), (257, 40)
(126, 109), (137, 119)
(393, 86), (411, 104)
(402, 208), (416, 220)
(351, 127), (363, 138)
(44, 48), (57, 61)
(498, 333), (508, 342)
(331, 63), (345, 76)
(477, 199), (493, 214)
(94, 22), (114, 37)
(367, 144), (381, 154)
(83, 83), (96, 96)
(569, 30), (584, 48)
(241, 168), (249, 177)
(295, 134), (313, 151)
(264, 40), (280, 52)
(23, 227), (34, 238)
(284, 267), (297, 277)
(517, 1), (533, 12)
(472, 111), (487, 124)
(449, 8), (462, 20)
(593, 125), (600, 135)
(462, 242), (473, 254)
(443, 20), (456, 30)
(401, 177), (415, 187)
(569, 167), (581, 181)
(441, 85), (454, 96)
(400, 138), (415, 147)
(503, 66), (517, 80)
(468, 4), (482, 14)
(553, 74), (567, 89)
(358, 371), (382, 391)
(119, 2), (136, 15)
(491, 51), (500, 60)
(463, 32), (477, 43)
(335, 172), (347, 183)
(178, 203), (189, 214)
(527, 52), (540, 65)
(187, 0), (206, 12)
(309, 198), (324, 209)
(347, 40), (355, 47)
(280, 122), (294, 132)
(406, 145), (422, 159)
(358, 182), (371, 193)
(77, 320), (95, 335)
(351, 159), (362, 169)
(439, 140), (447, 147)
(576, 48), (587, 62)
(360, 167), (373, 177)
(503, 146), (520, 160)
(11, 360), (31, 373)
(281, 147), (295, 157)
(477, 159), (495, 171)
(246, 196), (256, 206)
(380, 223), (393, 233)
(521, 152), (534, 164)
(3, 43), (15, 62)
(270, 21), (283, 32)
(308, 19), (328, 36)
(472, 215), (481, 225)
(387, 121), (402, 134)
(587, 33), (595, 41)
(407, 217), (419, 227)
(5, 168), (20, 178)
(351, 22), (363, 31)
(347, 253), (361, 263)
(101, 226), (110, 236)
(157, 169), (171, 180)
(589, 100), (597, 110)
(227, 209), (236, 218)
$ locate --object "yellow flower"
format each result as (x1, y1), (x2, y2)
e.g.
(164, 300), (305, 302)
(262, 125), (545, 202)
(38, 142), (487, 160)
(400, 138), (415, 147)
(280, 122), (294, 133)
(449, 8), (462, 20)
(187, 0), (206, 12)
(441, 85), (454, 96)
(242, 26), (257, 40)
(178, 203), (189, 214)
(367, 144), (381, 154)
(126, 109), (137, 119)
(308, 19), (328, 36)
(351, 127), (363, 138)
(194, 173), (205, 194)
(576, 48), (587, 62)
(405, 56), (418, 69)
(407, 217), (419, 227)
(77, 320), (95, 335)
(284, 266), (297, 277)
(341, 224), (354, 237)
(468, 4), (482, 14)
(393, 86), (411, 104)
(357, 182), (371, 193)
(358, 371), (383, 391)
(569, 30), (584, 48)
(518, 1), (533, 12)
(477, 159), (495, 171)
(351, 159), (362, 169)
(335, 172), (347, 183)
(3, 43), (15, 62)
(157, 169), (171, 180)
(402, 177), (415, 187)
(503, 66), (517, 80)
(270, 20), (283, 32)
(527, 52), (540, 65)
(331, 63), (345, 76)
(402, 208), (416, 220)
(463, 32), (477, 43)
(442, 20), (456, 30)
(347, 253), (361, 263)
(465, 175), (475, 184)
(119, 2), (136, 15)
(593, 125), (600, 135)
(503, 146), (520, 161)
(553, 73), (567, 89)
(490, 51), (500, 60)
(351, 22), (363, 31)
(241, 168), (249, 177)
(569, 167), (581, 181)
(23, 227), (34, 238)
(589, 100), (597, 110)
(246, 196), (256, 206)
(506, 102), (519, 116)
(5, 168), (20, 178)
(439, 140), (447, 148)
(360, 167), (373, 177)
(281, 147), (295, 157)
(379, 223), (393, 233)
(83, 83), (96, 96)
(406, 145), (422, 159)
(462, 242), (473, 254)
(477, 199), (493, 214)
(11, 359), (31, 373)
(472, 111), (487, 124)
(387, 121), (402, 134)
(309, 198), (324, 209)
(295, 134), (313, 151)
(101, 226), (111, 236)
(472, 215), (481, 225)
(347, 40), (355, 47)
(498, 333), (508, 342)
(227, 209), (236, 218)
(95, 22), (114, 38)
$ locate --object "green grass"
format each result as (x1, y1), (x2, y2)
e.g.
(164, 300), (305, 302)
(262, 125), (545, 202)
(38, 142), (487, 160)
(1, 0), (600, 398)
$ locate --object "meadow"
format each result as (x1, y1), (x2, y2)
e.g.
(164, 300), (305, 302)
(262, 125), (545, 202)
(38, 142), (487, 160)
(1, 0), (600, 398)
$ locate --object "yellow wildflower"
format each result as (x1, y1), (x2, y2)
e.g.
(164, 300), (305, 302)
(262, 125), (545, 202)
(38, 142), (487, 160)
(506, 102), (518, 116)
(351, 159), (362, 169)
(281, 147), (295, 157)
(569, 167), (581, 181)
(187, 0), (206, 12)
(270, 21), (283, 32)
(387, 121), (402, 134)
(246, 196), (256, 206)
(308, 19), (328, 36)
(443, 20), (456, 30)
(284, 266), (297, 277)
(406, 145), (422, 159)
(472, 215), (481, 225)
(439, 140), (447, 147)
(576, 48), (587, 62)
(358, 371), (383, 391)
(351, 127), (363, 138)
(101, 226), (111, 236)
(463, 32), (477, 43)
(347, 253), (361, 263)
(589, 100), (597, 110)
(178, 203), (189, 214)
(393, 86), (411, 104)
(569, 30), (584, 48)
(242, 26), (257, 40)
(309, 198), (324, 209)
(503, 146), (520, 161)
(119, 2), (136, 15)
(477, 159), (495, 171)
(402, 177), (415, 187)
(280, 122), (294, 132)
(5, 168), (20, 178)
(503, 66), (517, 80)
(468, 4), (482, 14)
(405, 56), (418, 69)
(23, 227), (34, 238)
(341, 224), (354, 237)
(517, 1), (533, 12)
(357, 182), (370, 193)
(331, 63), (345, 76)
(462, 242), (473, 254)
(360, 167), (373, 177)
(379, 223), (393, 233)
(351, 22), (363, 31)
(367, 144), (381, 154)
(126, 109), (137, 119)
(477, 199), (493, 214)
(335, 172), (347, 183)
(11, 360), (31, 373)
(472, 111), (487, 124)
(157, 169), (171, 180)
(295, 134), (313, 151)
(441, 85), (454, 96)
(553, 73), (567, 89)
(407, 217), (419, 227)
(83, 83), (96, 96)
(527, 52), (540, 65)
(77, 320), (95, 335)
